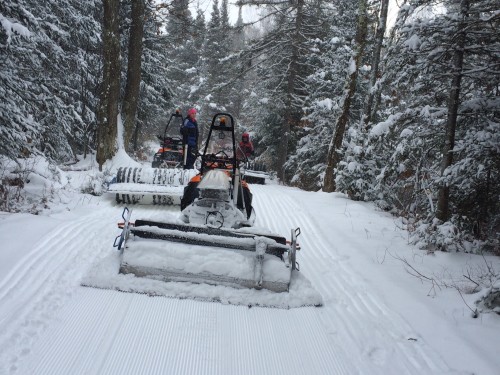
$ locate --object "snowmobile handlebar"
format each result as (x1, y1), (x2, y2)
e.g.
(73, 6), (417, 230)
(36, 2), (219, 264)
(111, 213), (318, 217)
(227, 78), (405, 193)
(204, 152), (233, 170)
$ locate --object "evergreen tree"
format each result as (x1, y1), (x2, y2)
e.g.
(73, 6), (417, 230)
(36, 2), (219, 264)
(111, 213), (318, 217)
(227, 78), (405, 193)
(341, 0), (500, 250)
(323, 0), (369, 192)
(1, 0), (102, 163)
(284, 1), (356, 190)
(239, 0), (326, 178)
(203, 0), (224, 113)
(134, 2), (176, 149)
(0, 7), (40, 161)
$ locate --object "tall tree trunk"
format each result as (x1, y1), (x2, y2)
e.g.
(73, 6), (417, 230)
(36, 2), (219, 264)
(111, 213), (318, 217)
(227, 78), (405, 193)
(323, 0), (368, 192)
(122, 0), (145, 152)
(277, 0), (304, 181)
(96, 0), (121, 170)
(362, 0), (389, 129)
(436, 0), (469, 221)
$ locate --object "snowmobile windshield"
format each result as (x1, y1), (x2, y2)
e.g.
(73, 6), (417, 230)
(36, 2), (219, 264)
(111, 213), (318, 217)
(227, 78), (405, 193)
(207, 134), (234, 159)
(200, 113), (238, 176)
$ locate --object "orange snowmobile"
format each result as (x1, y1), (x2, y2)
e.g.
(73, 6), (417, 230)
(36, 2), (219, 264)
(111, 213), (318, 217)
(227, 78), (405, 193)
(114, 113), (302, 292)
(151, 110), (185, 169)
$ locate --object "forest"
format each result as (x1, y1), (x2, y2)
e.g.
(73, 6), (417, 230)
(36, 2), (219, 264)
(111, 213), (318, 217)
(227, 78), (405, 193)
(1, 0), (499, 252)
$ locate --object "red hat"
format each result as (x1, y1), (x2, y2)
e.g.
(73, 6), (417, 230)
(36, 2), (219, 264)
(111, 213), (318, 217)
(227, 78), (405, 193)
(242, 132), (249, 140)
(187, 108), (197, 116)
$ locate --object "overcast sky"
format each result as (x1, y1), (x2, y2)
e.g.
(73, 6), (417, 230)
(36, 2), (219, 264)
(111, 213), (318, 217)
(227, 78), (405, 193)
(192, 0), (400, 28)
(189, 0), (262, 25)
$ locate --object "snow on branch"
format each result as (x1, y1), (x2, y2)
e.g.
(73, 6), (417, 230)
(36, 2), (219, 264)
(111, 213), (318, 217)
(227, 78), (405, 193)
(0, 13), (31, 44)
(370, 113), (401, 137)
(236, 0), (290, 6)
(404, 34), (421, 51)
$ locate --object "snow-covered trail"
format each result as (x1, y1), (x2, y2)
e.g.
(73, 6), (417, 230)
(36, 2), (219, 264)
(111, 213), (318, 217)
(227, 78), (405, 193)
(0, 206), (121, 374)
(0, 185), (466, 375)
(251, 185), (451, 374)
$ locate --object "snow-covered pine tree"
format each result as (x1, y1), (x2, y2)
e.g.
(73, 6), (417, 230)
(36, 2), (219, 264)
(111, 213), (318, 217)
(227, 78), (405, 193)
(134, 2), (176, 150)
(238, 0), (324, 179)
(228, 7), (246, 120)
(0, 6), (40, 162)
(322, 0), (369, 193)
(351, 0), (500, 251)
(202, 0), (224, 116)
(187, 7), (207, 110)
(1, 0), (101, 163)
(161, 0), (196, 109)
(334, 0), (390, 200)
(285, 1), (359, 190)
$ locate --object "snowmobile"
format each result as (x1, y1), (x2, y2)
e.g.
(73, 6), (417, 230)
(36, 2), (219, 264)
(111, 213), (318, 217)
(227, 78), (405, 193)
(240, 159), (270, 185)
(113, 113), (301, 293)
(107, 110), (198, 205)
(151, 110), (184, 169)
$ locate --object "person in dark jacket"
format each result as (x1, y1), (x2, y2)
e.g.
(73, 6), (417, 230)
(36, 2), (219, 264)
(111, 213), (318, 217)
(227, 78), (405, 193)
(180, 108), (199, 169)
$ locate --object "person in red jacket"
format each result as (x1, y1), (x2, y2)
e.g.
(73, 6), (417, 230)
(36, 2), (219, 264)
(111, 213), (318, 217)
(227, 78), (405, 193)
(238, 132), (254, 160)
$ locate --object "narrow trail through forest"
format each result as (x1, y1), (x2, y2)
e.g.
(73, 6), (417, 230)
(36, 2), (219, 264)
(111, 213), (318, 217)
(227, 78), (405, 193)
(0, 185), (457, 375)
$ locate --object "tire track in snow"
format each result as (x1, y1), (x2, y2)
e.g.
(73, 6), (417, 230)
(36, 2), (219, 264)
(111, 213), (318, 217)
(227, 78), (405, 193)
(254, 185), (449, 374)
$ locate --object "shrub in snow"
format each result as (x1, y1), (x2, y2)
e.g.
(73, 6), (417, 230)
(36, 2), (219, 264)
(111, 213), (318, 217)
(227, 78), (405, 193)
(407, 217), (493, 254)
(475, 280), (500, 315)
(80, 171), (107, 196)
(0, 156), (62, 213)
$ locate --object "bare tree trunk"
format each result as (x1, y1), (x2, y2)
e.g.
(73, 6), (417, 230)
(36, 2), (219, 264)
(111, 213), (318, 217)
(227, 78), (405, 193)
(277, 0), (304, 181)
(362, 0), (389, 129)
(323, 0), (368, 192)
(96, 0), (121, 170)
(122, 0), (145, 153)
(436, 0), (469, 221)
(122, 0), (145, 152)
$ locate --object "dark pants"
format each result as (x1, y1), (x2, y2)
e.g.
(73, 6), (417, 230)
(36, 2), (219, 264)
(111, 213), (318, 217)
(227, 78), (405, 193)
(184, 146), (197, 169)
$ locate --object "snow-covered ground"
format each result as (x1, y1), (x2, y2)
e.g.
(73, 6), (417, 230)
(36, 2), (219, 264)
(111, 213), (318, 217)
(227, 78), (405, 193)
(0, 156), (499, 375)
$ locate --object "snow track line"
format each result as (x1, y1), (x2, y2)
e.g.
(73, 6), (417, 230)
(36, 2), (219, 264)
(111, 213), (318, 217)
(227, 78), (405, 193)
(279, 190), (441, 372)
(0, 206), (120, 374)
(251, 185), (367, 373)
(0, 219), (82, 300)
(26, 291), (133, 375)
(0, 211), (105, 313)
(2, 187), (459, 375)
(251, 185), (450, 374)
